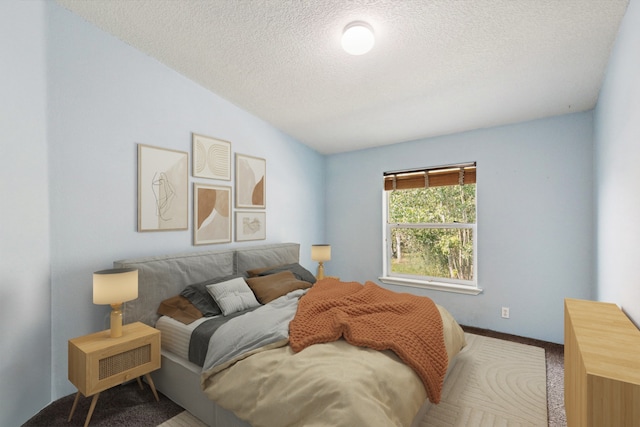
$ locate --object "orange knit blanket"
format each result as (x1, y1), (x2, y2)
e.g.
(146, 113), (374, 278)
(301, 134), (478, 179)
(289, 278), (448, 403)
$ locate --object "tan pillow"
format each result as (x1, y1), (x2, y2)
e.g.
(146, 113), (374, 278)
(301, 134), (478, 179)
(246, 271), (312, 304)
(157, 295), (203, 324)
(246, 262), (317, 284)
(246, 264), (284, 277)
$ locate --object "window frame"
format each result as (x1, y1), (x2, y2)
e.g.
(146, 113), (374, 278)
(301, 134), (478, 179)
(379, 166), (482, 295)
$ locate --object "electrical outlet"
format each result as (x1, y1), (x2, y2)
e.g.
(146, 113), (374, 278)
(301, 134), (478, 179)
(501, 307), (510, 319)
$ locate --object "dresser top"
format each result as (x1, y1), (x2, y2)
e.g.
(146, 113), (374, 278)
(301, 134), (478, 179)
(565, 298), (640, 385)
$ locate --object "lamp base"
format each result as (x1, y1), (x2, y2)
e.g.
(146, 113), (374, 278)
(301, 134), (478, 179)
(316, 262), (325, 280)
(110, 303), (123, 338)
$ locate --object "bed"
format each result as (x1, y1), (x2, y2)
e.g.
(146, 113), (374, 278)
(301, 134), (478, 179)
(115, 242), (466, 427)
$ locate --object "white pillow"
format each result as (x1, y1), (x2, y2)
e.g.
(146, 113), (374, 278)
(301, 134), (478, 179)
(206, 277), (260, 316)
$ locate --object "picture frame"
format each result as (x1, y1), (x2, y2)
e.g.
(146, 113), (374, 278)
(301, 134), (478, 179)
(235, 153), (266, 209)
(235, 211), (266, 242)
(192, 133), (231, 180)
(138, 144), (188, 231)
(193, 183), (232, 245)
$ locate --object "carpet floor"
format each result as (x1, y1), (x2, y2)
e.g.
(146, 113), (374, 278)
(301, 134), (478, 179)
(22, 327), (566, 427)
(22, 381), (184, 427)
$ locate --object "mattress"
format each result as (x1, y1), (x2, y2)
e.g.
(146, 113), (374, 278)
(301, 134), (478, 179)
(155, 315), (213, 362)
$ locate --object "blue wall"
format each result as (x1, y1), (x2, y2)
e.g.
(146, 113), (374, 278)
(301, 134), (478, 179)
(595, 0), (640, 325)
(0, 2), (51, 426)
(326, 113), (595, 344)
(45, 3), (324, 403)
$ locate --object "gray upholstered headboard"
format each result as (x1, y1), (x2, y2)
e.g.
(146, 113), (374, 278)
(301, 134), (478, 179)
(115, 243), (300, 326)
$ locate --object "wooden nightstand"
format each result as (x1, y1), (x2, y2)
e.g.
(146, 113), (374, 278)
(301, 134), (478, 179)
(68, 322), (161, 427)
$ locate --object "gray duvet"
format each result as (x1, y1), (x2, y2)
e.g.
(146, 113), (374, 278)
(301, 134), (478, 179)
(200, 289), (307, 375)
(189, 305), (260, 366)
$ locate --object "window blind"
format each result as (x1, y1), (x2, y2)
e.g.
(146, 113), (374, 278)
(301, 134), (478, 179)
(383, 162), (476, 191)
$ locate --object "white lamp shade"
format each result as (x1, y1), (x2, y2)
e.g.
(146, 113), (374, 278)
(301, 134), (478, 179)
(341, 22), (375, 55)
(311, 244), (331, 262)
(93, 268), (138, 305)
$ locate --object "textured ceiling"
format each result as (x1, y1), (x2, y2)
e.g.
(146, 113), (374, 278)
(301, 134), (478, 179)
(57, 0), (629, 154)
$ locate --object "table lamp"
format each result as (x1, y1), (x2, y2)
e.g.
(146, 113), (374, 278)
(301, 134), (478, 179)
(93, 268), (138, 338)
(311, 244), (331, 280)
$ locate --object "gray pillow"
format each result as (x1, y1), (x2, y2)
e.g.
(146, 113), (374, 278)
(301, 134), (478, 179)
(180, 274), (243, 316)
(206, 277), (261, 316)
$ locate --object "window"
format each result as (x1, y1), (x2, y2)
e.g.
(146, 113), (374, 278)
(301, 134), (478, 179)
(380, 163), (481, 295)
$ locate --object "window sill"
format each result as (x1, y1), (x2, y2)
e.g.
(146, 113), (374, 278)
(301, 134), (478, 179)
(378, 276), (483, 295)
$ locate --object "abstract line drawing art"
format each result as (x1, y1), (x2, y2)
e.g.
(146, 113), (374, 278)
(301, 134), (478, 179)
(192, 133), (231, 180)
(152, 172), (176, 221)
(194, 183), (231, 245)
(235, 154), (266, 209)
(138, 144), (188, 231)
(235, 211), (266, 241)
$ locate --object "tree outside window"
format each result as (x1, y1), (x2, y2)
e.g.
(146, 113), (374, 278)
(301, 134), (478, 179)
(383, 164), (477, 288)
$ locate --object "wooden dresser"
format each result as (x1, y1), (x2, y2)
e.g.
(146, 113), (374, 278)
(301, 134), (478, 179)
(564, 298), (640, 426)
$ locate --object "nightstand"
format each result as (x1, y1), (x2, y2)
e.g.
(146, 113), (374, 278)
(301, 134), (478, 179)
(68, 321), (161, 427)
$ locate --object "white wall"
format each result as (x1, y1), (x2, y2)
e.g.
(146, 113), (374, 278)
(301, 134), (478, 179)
(326, 112), (594, 344)
(595, 0), (640, 325)
(47, 3), (325, 400)
(0, 2), (52, 426)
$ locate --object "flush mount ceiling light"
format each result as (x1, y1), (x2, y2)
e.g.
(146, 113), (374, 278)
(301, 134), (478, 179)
(341, 21), (375, 55)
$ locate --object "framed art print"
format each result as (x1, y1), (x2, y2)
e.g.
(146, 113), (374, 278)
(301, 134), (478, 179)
(192, 133), (231, 180)
(194, 183), (231, 245)
(235, 154), (266, 209)
(235, 211), (266, 241)
(138, 144), (188, 231)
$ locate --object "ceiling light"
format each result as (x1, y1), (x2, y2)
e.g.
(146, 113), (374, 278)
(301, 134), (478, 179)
(341, 22), (375, 55)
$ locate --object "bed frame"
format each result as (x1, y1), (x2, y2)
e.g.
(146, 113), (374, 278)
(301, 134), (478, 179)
(115, 242), (301, 427)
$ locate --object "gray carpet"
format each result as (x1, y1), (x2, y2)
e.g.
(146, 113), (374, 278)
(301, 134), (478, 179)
(22, 381), (184, 427)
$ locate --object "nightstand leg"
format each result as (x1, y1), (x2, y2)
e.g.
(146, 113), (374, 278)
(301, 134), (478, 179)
(136, 377), (143, 390)
(68, 391), (81, 421)
(145, 373), (160, 402)
(84, 392), (100, 427)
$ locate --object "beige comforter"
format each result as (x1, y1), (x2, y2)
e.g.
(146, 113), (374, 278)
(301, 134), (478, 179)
(201, 304), (465, 427)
